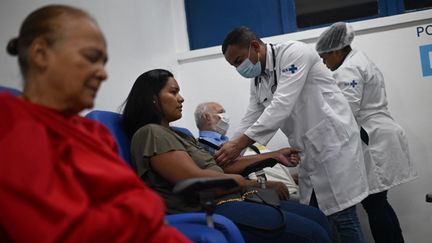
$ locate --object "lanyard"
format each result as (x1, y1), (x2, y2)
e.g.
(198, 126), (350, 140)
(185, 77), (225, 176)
(254, 43), (277, 94)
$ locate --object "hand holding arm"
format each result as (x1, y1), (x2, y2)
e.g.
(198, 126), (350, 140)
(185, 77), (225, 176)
(214, 134), (254, 167)
(222, 146), (300, 174)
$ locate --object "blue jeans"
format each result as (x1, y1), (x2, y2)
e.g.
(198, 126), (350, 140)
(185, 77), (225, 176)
(215, 200), (332, 243)
(328, 206), (365, 243)
(309, 191), (364, 243)
(361, 190), (405, 243)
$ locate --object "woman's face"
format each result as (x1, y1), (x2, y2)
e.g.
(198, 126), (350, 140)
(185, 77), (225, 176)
(158, 77), (184, 125)
(37, 15), (108, 114)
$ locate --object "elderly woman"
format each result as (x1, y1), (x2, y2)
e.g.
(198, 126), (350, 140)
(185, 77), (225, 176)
(122, 69), (333, 243)
(0, 5), (190, 242)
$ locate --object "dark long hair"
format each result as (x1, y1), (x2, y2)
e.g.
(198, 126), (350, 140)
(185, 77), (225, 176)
(122, 69), (174, 137)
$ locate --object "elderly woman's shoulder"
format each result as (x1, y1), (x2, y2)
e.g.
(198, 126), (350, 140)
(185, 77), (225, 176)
(0, 93), (26, 118)
(0, 94), (50, 137)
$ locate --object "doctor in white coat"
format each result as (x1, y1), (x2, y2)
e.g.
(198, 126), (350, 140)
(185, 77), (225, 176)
(316, 22), (417, 243)
(217, 26), (369, 243)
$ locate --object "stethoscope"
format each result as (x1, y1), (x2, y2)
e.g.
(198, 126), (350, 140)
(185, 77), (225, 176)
(254, 43), (277, 94)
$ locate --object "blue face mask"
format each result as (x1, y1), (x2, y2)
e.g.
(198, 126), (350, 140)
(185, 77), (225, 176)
(236, 45), (261, 78)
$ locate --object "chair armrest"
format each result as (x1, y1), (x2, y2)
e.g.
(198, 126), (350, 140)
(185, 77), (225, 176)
(239, 158), (278, 177)
(173, 177), (239, 228)
(173, 177), (239, 196)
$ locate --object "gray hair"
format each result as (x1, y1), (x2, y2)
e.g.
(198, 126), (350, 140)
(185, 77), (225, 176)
(194, 102), (213, 130)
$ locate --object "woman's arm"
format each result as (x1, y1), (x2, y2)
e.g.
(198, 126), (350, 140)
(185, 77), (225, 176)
(150, 150), (251, 189)
(222, 148), (300, 174)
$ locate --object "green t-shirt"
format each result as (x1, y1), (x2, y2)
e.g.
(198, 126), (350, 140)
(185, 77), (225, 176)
(131, 124), (233, 213)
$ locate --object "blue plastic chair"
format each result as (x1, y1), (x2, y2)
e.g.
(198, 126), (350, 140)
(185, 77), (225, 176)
(85, 110), (245, 243)
(171, 126), (195, 137)
(85, 111), (134, 169)
(0, 86), (21, 96)
(168, 213), (244, 243)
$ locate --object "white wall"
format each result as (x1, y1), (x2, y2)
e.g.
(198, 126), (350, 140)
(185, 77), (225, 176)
(0, 0), (180, 113)
(1, 1), (431, 242)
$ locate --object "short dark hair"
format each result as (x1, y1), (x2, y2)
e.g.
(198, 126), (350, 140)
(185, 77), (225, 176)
(122, 69), (174, 137)
(222, 26), (262, 54)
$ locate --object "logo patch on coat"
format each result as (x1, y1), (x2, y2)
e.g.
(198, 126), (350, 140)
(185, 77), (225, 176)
(282, 64), (298, 74)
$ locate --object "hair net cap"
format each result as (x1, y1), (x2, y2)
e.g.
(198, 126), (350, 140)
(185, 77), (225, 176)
(316, 22), (355, 54)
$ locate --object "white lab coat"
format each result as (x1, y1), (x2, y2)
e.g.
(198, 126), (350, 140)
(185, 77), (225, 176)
(333, 49), (417, 194)
(234, 41), (369, 216)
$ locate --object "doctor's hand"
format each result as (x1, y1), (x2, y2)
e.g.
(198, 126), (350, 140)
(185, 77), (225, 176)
(215, 134), (253, 168)
(214, 140), (243, 168)
(273, 148), (301, 167)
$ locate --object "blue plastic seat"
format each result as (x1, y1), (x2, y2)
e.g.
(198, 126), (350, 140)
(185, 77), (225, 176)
(167, 213), (244, 243)
(171, 126), (195, 137)
(0, 86), (21, 96)
(85, 110), (245, 243)
(85, 110), (134, 169)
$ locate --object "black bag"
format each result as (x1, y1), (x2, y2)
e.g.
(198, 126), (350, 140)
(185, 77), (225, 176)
(236, 188), (287, 232)
(244, 187), (281, 207)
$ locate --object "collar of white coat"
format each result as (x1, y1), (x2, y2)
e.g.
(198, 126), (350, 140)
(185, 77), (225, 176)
(262, 43), (275, 79)
(338, 48), (356, 71)
(346, 48), (356, 60)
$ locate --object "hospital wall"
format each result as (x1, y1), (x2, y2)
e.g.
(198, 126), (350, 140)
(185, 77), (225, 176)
(1, 0), (431, 242)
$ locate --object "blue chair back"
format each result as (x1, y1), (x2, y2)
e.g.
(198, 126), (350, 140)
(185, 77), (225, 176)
(0, 86), (22, 96)
(171, 126), (195, 137)
(85, 110), (135, 170)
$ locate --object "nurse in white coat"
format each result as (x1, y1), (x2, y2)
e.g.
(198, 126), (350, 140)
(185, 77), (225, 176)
(218, 26), (369, 243)
(316, 22), (417, 243)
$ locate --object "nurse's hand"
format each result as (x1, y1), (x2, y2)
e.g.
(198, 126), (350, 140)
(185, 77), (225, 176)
(273, 148), (301, 167)
(215, 134), (253, 167)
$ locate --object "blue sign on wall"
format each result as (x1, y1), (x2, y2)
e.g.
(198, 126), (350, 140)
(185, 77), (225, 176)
(420, 44), (432, 77)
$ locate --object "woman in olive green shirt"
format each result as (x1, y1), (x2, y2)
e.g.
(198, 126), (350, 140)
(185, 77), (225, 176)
(122, 69), (331, 243)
